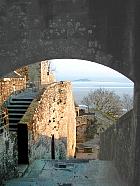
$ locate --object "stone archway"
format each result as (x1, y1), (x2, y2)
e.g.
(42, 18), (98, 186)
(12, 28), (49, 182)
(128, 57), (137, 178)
(0, 0), (135, 81)
(1, 0), (140, 185)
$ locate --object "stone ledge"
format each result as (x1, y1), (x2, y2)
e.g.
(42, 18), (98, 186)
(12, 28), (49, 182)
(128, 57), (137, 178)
(18, 164), (29, 177)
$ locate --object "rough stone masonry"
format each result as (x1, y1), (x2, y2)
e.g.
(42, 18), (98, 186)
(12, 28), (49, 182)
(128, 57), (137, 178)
(21, 81), (76, 162)
(0, 129), (18, 185)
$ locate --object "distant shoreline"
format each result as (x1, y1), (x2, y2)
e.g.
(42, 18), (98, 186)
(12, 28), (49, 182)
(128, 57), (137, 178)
(71, 81), (134, 104)
(72, 81), (133, 86)
(72, 79), (133, 84)
(73, 79), (91, 82)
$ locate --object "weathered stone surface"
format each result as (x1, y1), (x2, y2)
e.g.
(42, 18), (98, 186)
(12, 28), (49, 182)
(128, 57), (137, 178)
(0, 0), (136, 80)
(5, 159), (126, 186)
(99, 110), (136, 186)
(0, 77), (26, 105)
(0, 0), (140, 185)
(0, 129), (18, 185)
(76, 114), (95, 143)
(21, 81), (76, 162)
(28, 61), (55, 87)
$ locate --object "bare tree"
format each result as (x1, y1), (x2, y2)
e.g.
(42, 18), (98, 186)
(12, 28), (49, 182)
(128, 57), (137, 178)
(81, 88), (123, 117)
(81, 96), (91, 112)
(121, 94), (133, 112)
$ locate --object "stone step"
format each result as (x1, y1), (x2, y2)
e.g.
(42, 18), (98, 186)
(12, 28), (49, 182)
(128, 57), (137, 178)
(8, 108), (27, 113)
(6, 90), (35, 132)
(9, 118), (21, 123)
(7, 105), (29, 109)
(8, 113), (24, 118)
(9, 123), (18, 130)
(7, 105), (29, 111)
(9, 101), (31, 105)
(9, 128), (17, 132)
(12, 98), (33, 102)
(9, 117), (22, 121)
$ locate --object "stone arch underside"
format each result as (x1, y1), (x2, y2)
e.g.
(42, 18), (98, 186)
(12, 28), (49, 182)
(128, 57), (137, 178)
(0, 0), (135, 81)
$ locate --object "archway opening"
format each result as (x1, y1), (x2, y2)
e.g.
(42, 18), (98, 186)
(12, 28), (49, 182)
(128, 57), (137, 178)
(50, 59), (134, 112)
(0, 59), (134, 185)
(49, 59), (134, 160)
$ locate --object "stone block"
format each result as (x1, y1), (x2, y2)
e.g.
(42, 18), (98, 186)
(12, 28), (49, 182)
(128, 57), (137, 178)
(84, 147), (93, 153)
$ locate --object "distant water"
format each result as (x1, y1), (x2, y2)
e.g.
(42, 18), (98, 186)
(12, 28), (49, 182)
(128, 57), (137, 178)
(72, 81), (134, 104)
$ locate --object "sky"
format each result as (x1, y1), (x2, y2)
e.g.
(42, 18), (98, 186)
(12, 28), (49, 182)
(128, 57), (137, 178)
(49, 59), (133, 83)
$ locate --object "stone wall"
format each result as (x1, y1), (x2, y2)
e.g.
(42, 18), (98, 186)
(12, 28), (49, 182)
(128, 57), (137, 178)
(76, 116), (87, 143)
(0, 77), (26, 105)
(0, 129), (18, 185)
(28, 61), (55, 88)
(99, 110), (136, 185)
(76, 114), (95, 143)
(21, 81), (76, 162)
(28, 62), (41, 86)
(40, 61), (55, 85)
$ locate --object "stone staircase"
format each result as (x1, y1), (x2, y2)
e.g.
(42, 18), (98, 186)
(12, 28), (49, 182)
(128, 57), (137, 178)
(5, 159), (126, 186)
(6, 88), (39, 131)
(7, 89), (38, 131)
(7, 97), (33, 131)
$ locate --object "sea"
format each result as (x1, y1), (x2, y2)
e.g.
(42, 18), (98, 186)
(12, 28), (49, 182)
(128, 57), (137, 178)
(72, 81), (134, 104)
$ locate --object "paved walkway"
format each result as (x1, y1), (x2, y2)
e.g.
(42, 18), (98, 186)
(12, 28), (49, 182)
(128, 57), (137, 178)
(5, 159), (126, 186)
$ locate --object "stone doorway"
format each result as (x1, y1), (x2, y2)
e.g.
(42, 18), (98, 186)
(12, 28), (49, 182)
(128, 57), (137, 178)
(17, 123), (29, 164)
(51, 134), (55, 159)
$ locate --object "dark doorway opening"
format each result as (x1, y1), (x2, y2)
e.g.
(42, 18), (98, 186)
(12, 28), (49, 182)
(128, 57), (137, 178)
(51, 134), (55, 159)
(17, 123), (29, 164)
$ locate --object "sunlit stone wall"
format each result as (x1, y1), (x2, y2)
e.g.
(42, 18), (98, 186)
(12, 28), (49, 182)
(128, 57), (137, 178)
(0, 77), (26, 105)
(21, 81), (76, 162)
(28, 61), (55, 88)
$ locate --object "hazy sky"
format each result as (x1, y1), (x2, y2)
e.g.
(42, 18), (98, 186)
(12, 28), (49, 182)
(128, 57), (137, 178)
(49, 59), (133, 83)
